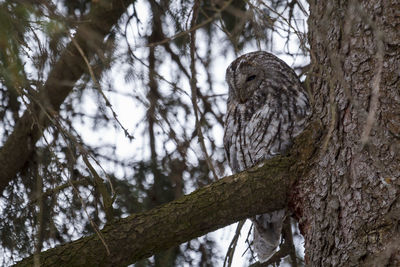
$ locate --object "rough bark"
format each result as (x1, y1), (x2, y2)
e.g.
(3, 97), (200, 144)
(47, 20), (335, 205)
(15, 122), (321, 267)
(0, 0), (132, 193)
(294, 0), (400, 265)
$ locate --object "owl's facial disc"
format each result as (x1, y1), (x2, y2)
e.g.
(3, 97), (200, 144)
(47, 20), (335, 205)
(226, 56), (263, 104)
(236, 72), (260, 103)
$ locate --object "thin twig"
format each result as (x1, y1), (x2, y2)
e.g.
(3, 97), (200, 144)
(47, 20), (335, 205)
(34, 165), (44, 267)
(29, 179), (91, 205)
(70, 35), (134, 141)
(224, 220), (246, 267)
(282, 217), (298, 267)
(254, 1), (309, 52)
(189, 0), (219, 181)
(26, 104), (114, 254)
(68, 171), (111, 255)
(145, 0), (233, 48)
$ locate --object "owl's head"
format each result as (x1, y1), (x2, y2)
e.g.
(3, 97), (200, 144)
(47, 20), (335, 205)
(225, 51), (293, 104)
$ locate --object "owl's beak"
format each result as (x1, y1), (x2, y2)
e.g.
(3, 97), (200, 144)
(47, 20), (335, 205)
(238, 93), (248, 104)
(235, 89), (248, 104)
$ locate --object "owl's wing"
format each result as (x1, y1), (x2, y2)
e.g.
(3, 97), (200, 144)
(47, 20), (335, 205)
(223, 126), (231, 169)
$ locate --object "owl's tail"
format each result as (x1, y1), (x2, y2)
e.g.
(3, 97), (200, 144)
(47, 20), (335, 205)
(251, 209), (286, 263)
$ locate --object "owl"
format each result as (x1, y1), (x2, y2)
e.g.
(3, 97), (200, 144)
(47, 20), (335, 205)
(223, 51), (311, 262)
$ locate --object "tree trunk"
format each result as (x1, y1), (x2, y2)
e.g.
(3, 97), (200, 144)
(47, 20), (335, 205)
(294, 0), (400, 265)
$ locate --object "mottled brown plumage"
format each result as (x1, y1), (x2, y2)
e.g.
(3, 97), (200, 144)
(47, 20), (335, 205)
(223, 51), (311, 262)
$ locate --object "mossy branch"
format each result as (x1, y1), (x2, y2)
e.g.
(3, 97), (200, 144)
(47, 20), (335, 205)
(16, 121), (322, 267)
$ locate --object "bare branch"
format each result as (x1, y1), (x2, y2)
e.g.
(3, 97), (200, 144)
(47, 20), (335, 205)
(189, 0), (219, 181)
(145, 0), (233, 48)
(224, 220), (246, 267)
(71, 36), (133, 140)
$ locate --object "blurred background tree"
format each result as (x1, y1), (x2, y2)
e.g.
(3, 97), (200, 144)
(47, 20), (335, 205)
(0, 0), (308, 266)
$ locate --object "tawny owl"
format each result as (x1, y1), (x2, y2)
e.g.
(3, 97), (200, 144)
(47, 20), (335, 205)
(223, 51), (311, 262)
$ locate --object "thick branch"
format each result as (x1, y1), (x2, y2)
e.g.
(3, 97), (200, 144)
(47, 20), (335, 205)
(0, 0), (132, 193)
(16, 121), (321, 267)
(17, 158), (290, 266)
